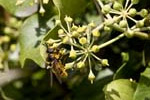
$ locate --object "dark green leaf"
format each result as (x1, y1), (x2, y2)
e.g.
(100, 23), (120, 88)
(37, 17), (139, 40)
(52, 0), (88, 19)
(113, 51), (143, 80)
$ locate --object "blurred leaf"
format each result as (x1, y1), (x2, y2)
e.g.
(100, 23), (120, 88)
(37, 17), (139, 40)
(52, 0), (88, 20)
(19, 14), (56, 68)
(104, 79), (137, 100)
(0, 69), (27, 87)
(0, 0), (38, 17)
(133, 67), (150, 100)
(72, 76), (112, 100)
(96, 68), (113, 80)
(0, 88), (13, 100)
(113, 51), (143, 80)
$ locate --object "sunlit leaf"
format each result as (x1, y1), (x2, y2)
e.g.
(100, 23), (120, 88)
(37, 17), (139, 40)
(133, 67), (150, 100)
(104, 79), (137, 100)
(19, 14), (56, 68)
(0, 0), (38, 17)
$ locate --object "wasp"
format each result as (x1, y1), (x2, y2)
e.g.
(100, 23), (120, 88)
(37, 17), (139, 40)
(45, 43), (68, 86)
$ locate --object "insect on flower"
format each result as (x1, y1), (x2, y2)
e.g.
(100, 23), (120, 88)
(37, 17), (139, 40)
(45, 43), (68, 86)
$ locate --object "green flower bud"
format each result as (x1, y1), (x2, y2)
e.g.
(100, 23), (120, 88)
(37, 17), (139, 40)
(102, 5), (111, 14)
(128, 8), (137, 17)
(77, 26), (86, 33)
(64, 16), (73, 23)
(105, 19), (113, 26)
(92, 30), (100, 37)
(39, 5), (45, 16)
(131, 0), (139, 4)
(71, 24), (78, 31)
(113, 16), (120, 23)
(101, 59), (109, 66)
(59, 49), (66, 55)
(91, 45), (100, 53)
(124, 30), (134, 38)
(52, 43), (60, 48)
(77, 61), (85, 69)
(43, 0), (49, 4)
(88, 70), (95, 84)
(79, 37), (87, 45)
(4, 27), (12, 34)
(46, 39), (55, 45)
(139, 9), (148, 18)
(113, 1), (122, 11)
(65, 62), (74, 70)
(10, 44), (16, 52)
(58, 29), (64, 35)
(0, 63), (3, 69)
(69, 49), (77, 59)
(88, 22), (96, 27)
(15, 21), (22, 28)
(119, 20), (127, 28)
(9, 17), (17, 26)
(104, 26), (111, 32)
(121, 52), (129, 62)
(72, 31), (79, 37)
(136, 20), (144, 28)
(2, 36), (10, 43)
(62, 36), (70, 44)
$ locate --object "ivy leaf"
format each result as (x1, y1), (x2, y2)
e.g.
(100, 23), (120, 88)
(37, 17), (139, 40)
(104, 79), (137, 100)
(113, 51), (143, 80)
(52, 0), (88, 19)
(19, 14), (56, 68)
(133, 67), (150, 100)
(0, 0), (38, 17)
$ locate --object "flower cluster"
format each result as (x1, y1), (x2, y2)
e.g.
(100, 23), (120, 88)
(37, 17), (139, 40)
(45, 0), (150, 84)
(46, 16), (109, 83)
(98, 0), (150, 38)
(0, 17), (21, 69)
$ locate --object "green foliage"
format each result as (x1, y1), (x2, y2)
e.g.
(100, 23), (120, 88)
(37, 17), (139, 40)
(104, 79), (137, 100)
(133, 67), (150, 100)
(0, 0), (38, 17)
(53, 0), (88, 19)
(0, 0), (150, 100)
(19, 14), (55, 67)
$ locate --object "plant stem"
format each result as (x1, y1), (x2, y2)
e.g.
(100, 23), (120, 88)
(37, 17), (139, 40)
(99, 34), (125, 49)
(133, 32), (150, 39)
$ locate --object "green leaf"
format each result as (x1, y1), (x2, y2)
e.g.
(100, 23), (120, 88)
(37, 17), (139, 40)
(40, 20), (60, 62)
(19, 14), (56, 68)
(104, 79), (137, 100)
(113, 51), (143, 80)
(71, 75), (112, 100)
(133, 67), (150, 100)
(0, 0), (38, 17)
(52, 0), (88, 19)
